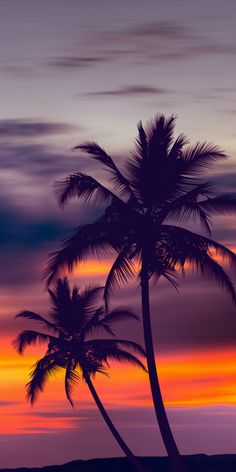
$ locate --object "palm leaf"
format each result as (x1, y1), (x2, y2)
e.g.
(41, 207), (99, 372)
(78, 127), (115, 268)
(104, 244), (136, 310)
(189, 252), (236, 304)
(128, 115), (182, 207)
(115, 339), (146, 357)
(65, 361), (80, 407)
(86, 338), (146, 357)
(79, 285), (104, 316)
(47, 278), (73, 326)
(105, 347), (147, 372)
(55, 172), (122, 208)
(48, 278), (71, 309)
(75, 142), (137, 202)
(26, 352), (66, 404)
(105, 307), (139, 323)
(159, 225), (236, 303)
(82, 306), (115, 337)
(154, 268), (180, 291)
(181, 142), (227, 173)
(15, 311), (59, 332)
(199, 193), (236, 216)
(175, 202), (212, 234)
(13, 330), (54, 354)
(164, 182), (213, 234)
(85, 339), (146, 371)
(44, 221), (119, 285)
(161, 225), (236, 266)
(146, 114), (176, 159)
(168, 133), (189, 160)
(134, 121), (148, 161)
(75, 142), (115, 168)
(147, 253), (180, 291)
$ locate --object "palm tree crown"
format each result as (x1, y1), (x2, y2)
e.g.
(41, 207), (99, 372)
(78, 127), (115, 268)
(13, 278), (146, 405)
(46, 114), (236, 301)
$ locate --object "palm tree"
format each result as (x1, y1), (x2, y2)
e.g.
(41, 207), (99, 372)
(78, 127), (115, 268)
(13, 278), (148, 472)
(45, 113), (236, 472)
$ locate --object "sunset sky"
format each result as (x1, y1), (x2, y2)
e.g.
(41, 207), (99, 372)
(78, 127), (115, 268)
(1, 0), (236, 468)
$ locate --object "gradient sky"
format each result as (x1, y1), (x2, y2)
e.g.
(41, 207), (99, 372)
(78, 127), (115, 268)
(1, 0), (236, 467)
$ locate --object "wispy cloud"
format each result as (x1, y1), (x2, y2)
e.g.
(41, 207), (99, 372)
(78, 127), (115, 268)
(124, 21), (192, 40)
(49, 56), (108, 69)
(85, 85), (168, 97)
(89, 20), (236, 66)
(44, 18), (236, 80)
(0, 119), (77, 138)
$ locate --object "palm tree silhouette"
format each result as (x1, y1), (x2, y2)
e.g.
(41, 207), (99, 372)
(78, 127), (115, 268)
(45, 113), (236, 472)
(13, 278), (148, 472)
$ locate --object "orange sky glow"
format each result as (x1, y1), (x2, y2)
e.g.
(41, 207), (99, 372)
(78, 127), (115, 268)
(1, 253), (236, 436)
(1, 337), (236, 435)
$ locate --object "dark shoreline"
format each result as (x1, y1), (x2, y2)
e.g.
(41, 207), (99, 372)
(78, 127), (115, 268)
(2, 455), (236, 472)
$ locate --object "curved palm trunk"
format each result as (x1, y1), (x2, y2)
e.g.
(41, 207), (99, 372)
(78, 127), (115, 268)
(84, 372), (148, 472)
(141, 260), (187, 472)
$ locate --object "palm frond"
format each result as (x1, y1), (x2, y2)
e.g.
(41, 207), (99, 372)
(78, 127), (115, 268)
(200, 234), (236, 268)
(84, 366), (110, 379)
(168, 133), (189, 160)
(148, 256), (180, 291)
(26, 352), (65, 404)
(104, 245), (136, 310)
(13, 330), (54, 354)
(104, 308), (139, 323)
(47, 278), (72, 326)
(48, 277), (71, 308)
(15, 311), (58, 332)
(84, 306), (139, 338)
(115, 339), (146, 357)
(189, 252), (236, 304)
(175, 202), (212, 234)
(65, 361), (80, 407)
(159, 269), (180, 291)
(71, 286), (80, 303)
(147, 114), (176, 159)
(134, 121), (148, 161)
(75, 142), (137, 202)
(181, 142), (227, 173)
(82, 306), (115, 337)
(160, 225), (236, 303)
(128, 114), (184, 208)
(85, 339), (147, 372)
(164, 182), (214, 234)
(97, 323), (115, 337)
(44, 221), (118, 286)
(167, 181), (213, 206)
(54, 172), (122, 208)
(105, 348), (147, 372)
(75, 142), (115, 167)
(161, 224), (236, 265)
(87, 338), (145, 357)
(199, 193), (236, 217)
(79, 285), (104, 316)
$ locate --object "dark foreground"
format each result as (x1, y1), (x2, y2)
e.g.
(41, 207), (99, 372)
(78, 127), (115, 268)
(2, 455), (236, 472)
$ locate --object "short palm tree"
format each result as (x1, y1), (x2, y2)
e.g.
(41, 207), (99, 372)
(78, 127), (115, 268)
(45, 114), (236, 472)
(13, 278), (148, 472)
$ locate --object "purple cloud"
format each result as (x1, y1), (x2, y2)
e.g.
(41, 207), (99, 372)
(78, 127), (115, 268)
(0, 119), (77, 138)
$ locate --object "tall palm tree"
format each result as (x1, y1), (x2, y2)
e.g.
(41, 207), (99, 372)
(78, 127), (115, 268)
(13, 278), (148, 472)
(45, 114), (236, 472)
